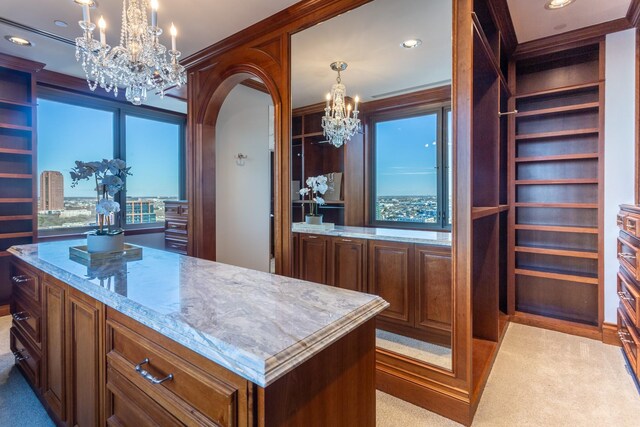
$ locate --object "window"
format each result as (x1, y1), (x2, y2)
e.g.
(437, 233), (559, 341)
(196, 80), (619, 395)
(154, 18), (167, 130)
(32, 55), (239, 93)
(37, 88), (185, 235)
(370, 106), (451, 230)
(125, 115), (181, 225)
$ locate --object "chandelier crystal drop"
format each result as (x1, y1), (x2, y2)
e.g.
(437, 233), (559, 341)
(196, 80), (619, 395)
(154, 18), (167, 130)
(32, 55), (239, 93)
(321, 61), (361, 148)
(75, 0), (186, 105)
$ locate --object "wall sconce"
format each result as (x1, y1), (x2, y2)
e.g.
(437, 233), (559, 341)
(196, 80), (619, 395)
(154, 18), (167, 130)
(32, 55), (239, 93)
(235, 153), (248, 166)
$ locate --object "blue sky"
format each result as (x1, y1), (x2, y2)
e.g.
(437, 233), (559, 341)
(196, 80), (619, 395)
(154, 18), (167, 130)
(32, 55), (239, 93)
(376, 113), (438, 196)
(37, 99), (180, 198)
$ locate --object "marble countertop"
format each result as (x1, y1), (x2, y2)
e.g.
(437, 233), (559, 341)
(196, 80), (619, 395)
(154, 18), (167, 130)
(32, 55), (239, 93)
(9, 241), (388, 387)
(292, 224), (452, 247)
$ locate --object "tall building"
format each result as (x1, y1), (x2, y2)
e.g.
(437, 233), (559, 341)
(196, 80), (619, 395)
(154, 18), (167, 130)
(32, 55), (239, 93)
(126, 200), (157, 224)
(39, 171), (64, 211)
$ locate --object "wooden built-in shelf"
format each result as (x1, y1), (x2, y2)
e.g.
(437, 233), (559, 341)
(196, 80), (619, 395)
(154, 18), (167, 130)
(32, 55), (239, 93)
(0, 231), (33, 239)
(0, 215), (33, 221)
(515, 245), (598, 259)
(515, 178), (598, 185)
(0, 123), (32, 132)
(472, 206), (500, 220)
(515, 153), (598, 163)
(0, 173), (32, 179)
(0, 148), (33, 155)
(515, 102), (599, 118)
(293, 200), (345, 206)
(515, 267), (598, 285)
(471, 338), (499, 401)
(0, 98), (35, 108)
(514, 202), (598, 209)
(0, 198), (33, 203)
(514, 224), (598, 234)
(471, 13), (510, 97)
(515, 128), (599, 141)
(514, 81), (601, 100)
(292, 131), (324, 139)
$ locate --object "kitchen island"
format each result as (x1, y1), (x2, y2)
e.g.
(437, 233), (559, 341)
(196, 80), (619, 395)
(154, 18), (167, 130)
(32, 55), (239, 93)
(8, 241), (388, 426)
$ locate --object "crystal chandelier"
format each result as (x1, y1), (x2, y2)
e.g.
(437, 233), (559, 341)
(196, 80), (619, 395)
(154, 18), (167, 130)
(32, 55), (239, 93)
(321, 61), (361, 148)
(75, 0), (186, 105)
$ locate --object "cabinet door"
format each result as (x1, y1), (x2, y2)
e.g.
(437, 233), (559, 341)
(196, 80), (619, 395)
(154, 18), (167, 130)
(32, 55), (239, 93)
(292, 233), (300, 278)
(66, 289), (105, 427)
(42, 279), (67, 424)
(368, 241), (414, 325)
(329, 237), (367, 292)
(415, 246), (452, 333)
(299, 234), (329, 284)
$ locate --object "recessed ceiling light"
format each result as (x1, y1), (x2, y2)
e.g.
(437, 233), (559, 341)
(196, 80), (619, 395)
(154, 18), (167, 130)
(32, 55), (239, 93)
(4, 35), (32, 47)
(401, 39), (422, 49)
(544, 0), (575, 10)
(54, 20), (69, 28)
(73, 0), (98, 8)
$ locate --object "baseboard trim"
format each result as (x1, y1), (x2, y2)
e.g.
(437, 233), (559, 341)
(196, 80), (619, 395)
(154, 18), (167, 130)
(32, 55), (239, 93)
(602, 322), (621, 347)
(0, 304), (10, 317)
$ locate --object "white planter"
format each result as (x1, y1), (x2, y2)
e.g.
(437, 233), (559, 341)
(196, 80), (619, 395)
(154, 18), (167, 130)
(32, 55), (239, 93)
(86, 232), (125, 253)
(305, 214), (324, 225)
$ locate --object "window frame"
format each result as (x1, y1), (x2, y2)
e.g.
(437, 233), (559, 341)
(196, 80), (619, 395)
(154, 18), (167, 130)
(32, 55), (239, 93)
(36, 86), (186, 237)
(368, 102), (452, 231)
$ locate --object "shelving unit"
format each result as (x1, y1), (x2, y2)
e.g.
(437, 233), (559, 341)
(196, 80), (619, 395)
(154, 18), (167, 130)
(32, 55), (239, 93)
(292, 104), (343, 225)
(0, 54), (43, 307)
(508, 43), (603, 332)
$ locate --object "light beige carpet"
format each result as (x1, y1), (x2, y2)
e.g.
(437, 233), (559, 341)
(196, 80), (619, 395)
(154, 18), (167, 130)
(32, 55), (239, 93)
(377, 323), (640, 426)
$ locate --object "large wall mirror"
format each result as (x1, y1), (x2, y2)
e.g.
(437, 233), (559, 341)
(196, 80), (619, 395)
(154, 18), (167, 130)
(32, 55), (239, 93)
(291, 0), (453, 370)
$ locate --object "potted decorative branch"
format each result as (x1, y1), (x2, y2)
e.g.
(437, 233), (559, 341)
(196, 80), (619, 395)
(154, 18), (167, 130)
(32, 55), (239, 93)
(70, 159), (132, 253)
(299, 175), (329, 225)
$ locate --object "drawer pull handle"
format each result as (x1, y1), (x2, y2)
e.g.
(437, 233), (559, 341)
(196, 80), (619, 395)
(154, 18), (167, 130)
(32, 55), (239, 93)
(618, 252), (637, 262)
(11, 275), (32, 284)
(341, 239), (353, 243)
(628, 224), (637, 231)
(135, 358), (174, 385)
(618, 331), (635, 345)
(13, 350), (29, 362)
(618, 291), (633, 302)
(12, 311), (30, 321)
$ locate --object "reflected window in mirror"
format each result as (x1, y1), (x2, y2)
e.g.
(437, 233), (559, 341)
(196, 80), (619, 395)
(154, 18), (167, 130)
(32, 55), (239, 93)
(371, 106), (451, 230)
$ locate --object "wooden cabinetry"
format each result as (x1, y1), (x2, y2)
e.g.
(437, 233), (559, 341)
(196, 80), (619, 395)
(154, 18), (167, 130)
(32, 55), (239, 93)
(617, 205), (640, 386)
(164, 200), (188, 255)
(294, 232), (452, 345)
(329, 237), (367, 292)
(415, 245), (452, 334)
(0, 54), (43, 307)
(298, 233), (329, 284)
(42, 279), (67, 423)
(291, 104), (364, 226)
(509, 43), (603, 333)
(368, 240), (414, 327)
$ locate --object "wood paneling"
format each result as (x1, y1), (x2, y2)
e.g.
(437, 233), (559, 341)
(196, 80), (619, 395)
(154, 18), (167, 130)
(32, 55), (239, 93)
(602, 322), (621, 347)
(66, 289), (104, 427)
(42, 279), (67, 424)
(415, 245), (452, 335)
(298, 234), (329, 284)
(328, 237), (367, 292)
(368, 241), (414, 326)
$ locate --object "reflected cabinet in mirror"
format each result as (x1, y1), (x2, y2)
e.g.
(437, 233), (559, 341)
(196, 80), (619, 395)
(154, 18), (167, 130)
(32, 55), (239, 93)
(290, 0), (453, 370)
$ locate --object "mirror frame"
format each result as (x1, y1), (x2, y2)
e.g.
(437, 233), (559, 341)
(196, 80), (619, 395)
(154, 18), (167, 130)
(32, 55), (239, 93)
(182, 0), (477, 423)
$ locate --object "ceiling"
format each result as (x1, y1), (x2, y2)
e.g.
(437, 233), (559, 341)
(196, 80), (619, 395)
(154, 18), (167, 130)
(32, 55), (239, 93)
(0, 0), (300, 111)
(507, 0), (632, 43)
(291, 0), (452, 109)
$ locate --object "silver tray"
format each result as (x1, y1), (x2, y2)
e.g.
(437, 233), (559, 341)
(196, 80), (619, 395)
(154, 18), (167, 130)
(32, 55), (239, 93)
(68, 243), (143, 263)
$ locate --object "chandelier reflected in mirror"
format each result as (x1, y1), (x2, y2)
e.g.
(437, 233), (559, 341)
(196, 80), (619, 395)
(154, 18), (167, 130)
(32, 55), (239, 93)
(74, 0), (186, 105)
(321, 61), (361, 148)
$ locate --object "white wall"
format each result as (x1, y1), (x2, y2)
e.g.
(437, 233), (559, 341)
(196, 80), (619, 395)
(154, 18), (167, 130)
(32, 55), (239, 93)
(604, 29), (636, 323)
(215, 84), (273, 272)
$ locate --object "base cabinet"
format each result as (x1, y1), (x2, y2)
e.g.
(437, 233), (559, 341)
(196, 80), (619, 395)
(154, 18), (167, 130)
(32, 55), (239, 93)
(294, 233), (452, 344)
(42, 279), (67, 424)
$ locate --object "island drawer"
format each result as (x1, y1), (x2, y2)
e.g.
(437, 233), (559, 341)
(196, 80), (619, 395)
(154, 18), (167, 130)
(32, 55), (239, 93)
(106, 311), (248, 427)
(618, 272), (640, 328)
(10, 326), (41, 388)
(10, 260), (40, 304)
(107, 365), (182, 426)
(165, 219), (188, 236)
(165, 238), (187, 254)
(11, 293), (41, 346)
(618, 236), (640, 281)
